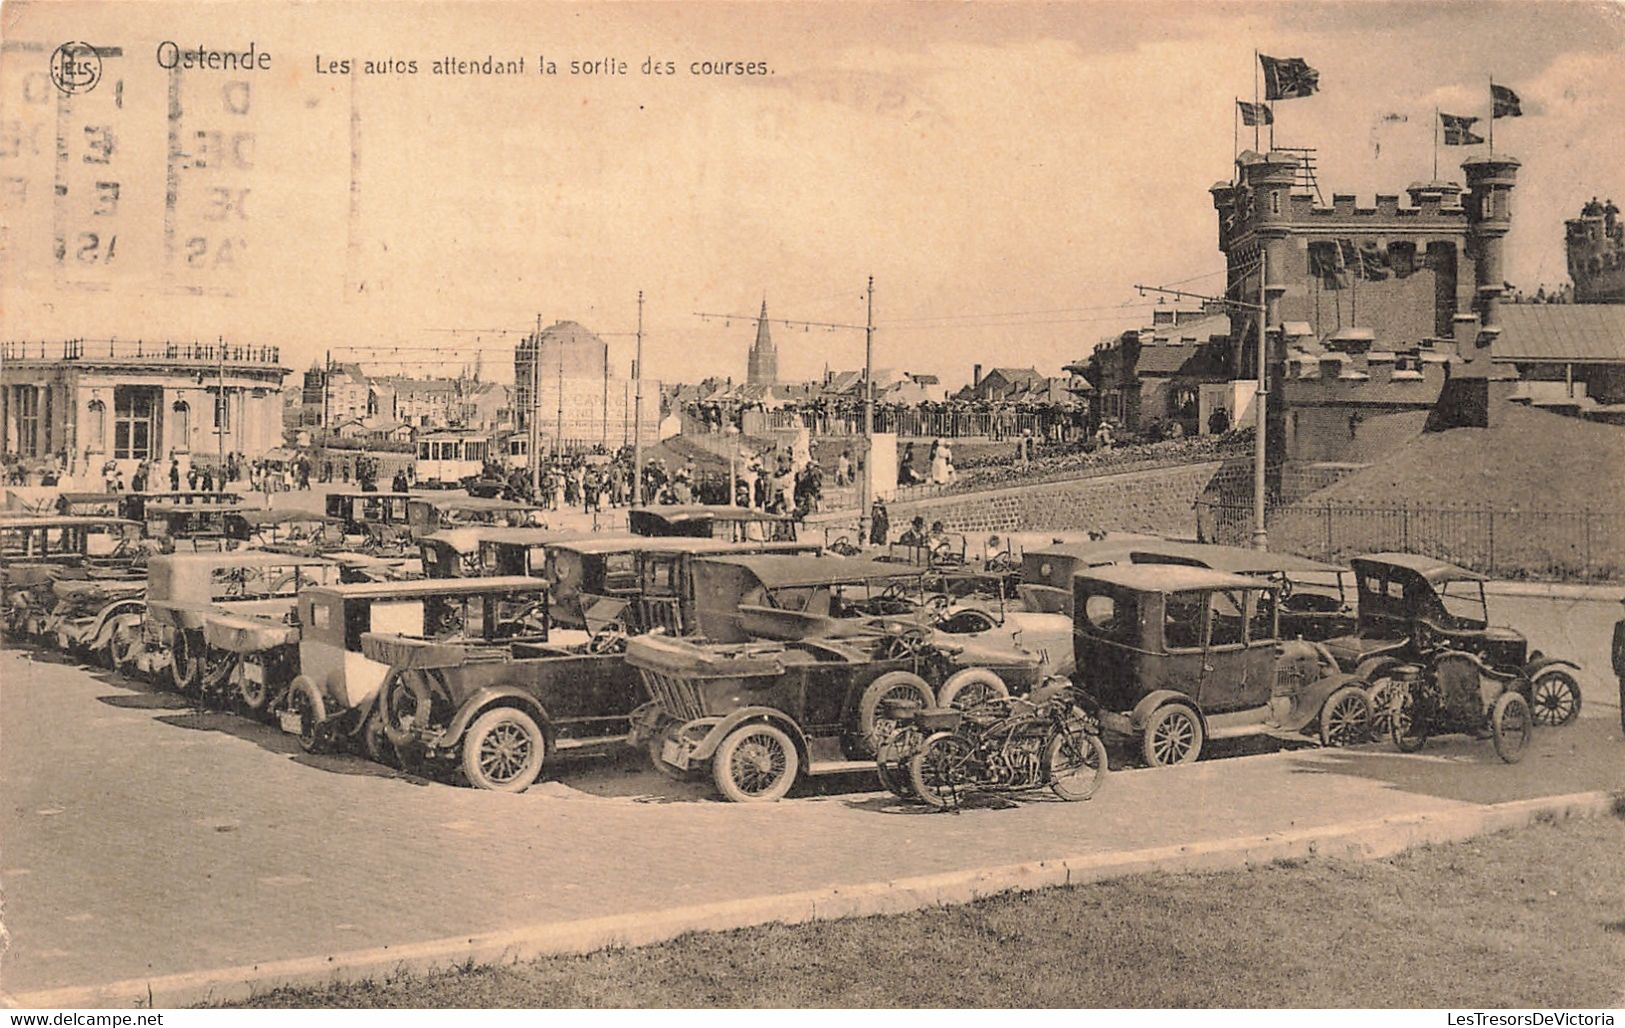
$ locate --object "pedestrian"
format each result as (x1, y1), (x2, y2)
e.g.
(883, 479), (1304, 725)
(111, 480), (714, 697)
(1613, 596), (1625, 735)
(168, 458), (181, 492)
(869, 498), (889, 546)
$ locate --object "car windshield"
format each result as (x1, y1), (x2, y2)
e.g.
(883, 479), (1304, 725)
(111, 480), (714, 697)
(1438, 578), (1487, 626)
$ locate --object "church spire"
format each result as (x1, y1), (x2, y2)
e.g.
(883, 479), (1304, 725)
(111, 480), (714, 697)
(747, 296), (778, 385)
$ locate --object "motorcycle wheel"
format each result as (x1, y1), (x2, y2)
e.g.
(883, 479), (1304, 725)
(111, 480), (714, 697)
(1391, 686), (1430, 753)
(907, 733), (974, 811)
(1045, 729), (1109, 802)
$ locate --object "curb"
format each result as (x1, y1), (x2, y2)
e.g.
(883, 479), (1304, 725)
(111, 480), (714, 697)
(1483, 580), (1623, 601)
(8, 788), (1620, 1010)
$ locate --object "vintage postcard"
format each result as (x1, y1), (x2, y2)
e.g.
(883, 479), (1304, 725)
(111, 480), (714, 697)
(1, 0), (1621, 1013)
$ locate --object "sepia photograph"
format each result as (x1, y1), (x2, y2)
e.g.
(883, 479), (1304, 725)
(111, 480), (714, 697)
(0, 0), (1621, 1013)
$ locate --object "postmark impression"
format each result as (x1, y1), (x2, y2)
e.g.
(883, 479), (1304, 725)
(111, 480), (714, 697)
(49, 41), (102, 95)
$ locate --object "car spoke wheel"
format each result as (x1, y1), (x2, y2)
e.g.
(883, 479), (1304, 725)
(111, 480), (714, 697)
(908, 734), (974, 810)
(857, 672), (932, 756)
(238, 663), (270, 715)
(170, 631), (201, 696)
(1529, 670), (1580, 727)
(287, 681), (327, 754)
(1491, 692), (1532, 764)
(1365, 677), (1401, 737)
(1045, 729), (1109, 801)
(1141, 705), (1203, 767)
(1319, 686), (1372, 747)
(107, 623), (141, 677)
(711, 723), (799, 803)
(937, 668), (1010, 712)
(461, 708), (547, 792)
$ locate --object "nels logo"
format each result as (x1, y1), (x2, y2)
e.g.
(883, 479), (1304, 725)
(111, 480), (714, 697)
(50, 41), (103, 95)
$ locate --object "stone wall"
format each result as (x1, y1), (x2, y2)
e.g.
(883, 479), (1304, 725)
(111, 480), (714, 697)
(857, 460), (1229, 538)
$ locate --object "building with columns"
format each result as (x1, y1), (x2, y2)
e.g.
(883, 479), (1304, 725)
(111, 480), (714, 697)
(1, 338), (289, 481)
(1209, 150), (1520, 465)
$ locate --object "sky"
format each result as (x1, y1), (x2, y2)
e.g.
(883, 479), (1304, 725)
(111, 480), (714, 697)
(2, 0), (1622, 389)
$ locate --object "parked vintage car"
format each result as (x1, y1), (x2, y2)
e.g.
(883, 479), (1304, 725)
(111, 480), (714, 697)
(628, 505), (797, 543)
(1, 515), (145, 639)
(364, 598), (644, 790)
(1071, 564), (1373, 766)
(324, 491), (416, 549)
(629, 540), (823, 635)
(627, 629), (959, 801)
(686, 553), (1063, 690)
(404, 496), (546, 541)
(224, 509), (343, 550)
(54, 492), (123, 517)
(1321, 553), (1582, 730)
(143, 501), (244, 548)
(121, 491), (242, 525)
(418, 526), (597, 580)
(1016, 535), (1166, 614)
(132, 552), (344, 694)
(1389, 650), (1534, 763)
(543, 535), (817, 632)
(279, 576), (553, 757)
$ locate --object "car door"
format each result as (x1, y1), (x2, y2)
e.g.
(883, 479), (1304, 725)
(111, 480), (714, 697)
(1194, 588), (1256, 712)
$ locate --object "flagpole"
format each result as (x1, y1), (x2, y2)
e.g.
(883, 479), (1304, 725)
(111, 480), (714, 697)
(1233, 97), (1239, 167)
(1252, 49), (1261, 151)
(1433, 106), (1439, 180)
(1488, 74), (1494, 156)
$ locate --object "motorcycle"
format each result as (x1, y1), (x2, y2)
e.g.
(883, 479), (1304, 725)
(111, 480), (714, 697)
(877, 679), (1109, 809)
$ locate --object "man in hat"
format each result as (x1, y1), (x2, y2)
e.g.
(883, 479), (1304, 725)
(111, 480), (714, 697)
(1612, 596), (1625, 734)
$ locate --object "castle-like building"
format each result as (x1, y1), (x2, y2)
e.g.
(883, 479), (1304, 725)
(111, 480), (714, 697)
(1566, 198), (1624, 304)
(1210, 150), (1522, 464)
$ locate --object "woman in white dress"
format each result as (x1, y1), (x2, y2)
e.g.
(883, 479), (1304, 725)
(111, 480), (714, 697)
(930, 437), (953, 485)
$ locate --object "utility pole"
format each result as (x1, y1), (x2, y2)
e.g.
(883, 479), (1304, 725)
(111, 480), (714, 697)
(633, 290), (645, 506)
(1253, 250), (1269, 551)
(1134, 263), (1269, 550)
(691, 285), (871, 530)
(529, 314), (541, 499)
(858, 275), (875, 546)
(217, 336), (226, 491)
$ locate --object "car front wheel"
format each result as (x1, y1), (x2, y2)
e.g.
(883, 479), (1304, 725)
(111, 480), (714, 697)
(711, 722), (799, 803)
(461, 708), (547, 792)
(1528, 670), (1580, 727)
(1319, 686), (1372, 747)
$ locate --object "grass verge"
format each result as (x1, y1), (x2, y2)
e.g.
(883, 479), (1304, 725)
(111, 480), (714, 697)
(233, 814), (1624, 1008)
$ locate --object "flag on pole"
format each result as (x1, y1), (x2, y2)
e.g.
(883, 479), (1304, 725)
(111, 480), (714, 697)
(1258, 54), (1320, 100)
(1491, 83), (1523, 118)
(1237, 100), (1273, 126)
(1441, 112), (1484, 145)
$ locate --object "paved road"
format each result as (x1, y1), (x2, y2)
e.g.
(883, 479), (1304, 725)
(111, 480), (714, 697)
(2, 635), (1621, 1003)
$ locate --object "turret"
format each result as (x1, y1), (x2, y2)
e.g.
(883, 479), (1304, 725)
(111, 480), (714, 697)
(1431, 155), (1519, 430)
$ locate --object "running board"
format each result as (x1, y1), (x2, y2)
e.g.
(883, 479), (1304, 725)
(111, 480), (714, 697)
(806, 759), (876, 777)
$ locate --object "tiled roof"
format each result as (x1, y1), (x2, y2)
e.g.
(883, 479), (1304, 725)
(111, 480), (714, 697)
(1494, 304), (1625, 364)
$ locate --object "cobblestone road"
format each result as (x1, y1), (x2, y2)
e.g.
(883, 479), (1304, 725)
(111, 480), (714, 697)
(3, 632), (1621, 1002)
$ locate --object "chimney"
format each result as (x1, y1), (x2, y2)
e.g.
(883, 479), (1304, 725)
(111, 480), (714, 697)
(972, 364), (983, 388)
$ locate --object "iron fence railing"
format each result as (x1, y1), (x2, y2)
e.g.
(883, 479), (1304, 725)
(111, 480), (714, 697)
(1196, 499), (1625, 581)
(2, 339), (282, 365)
